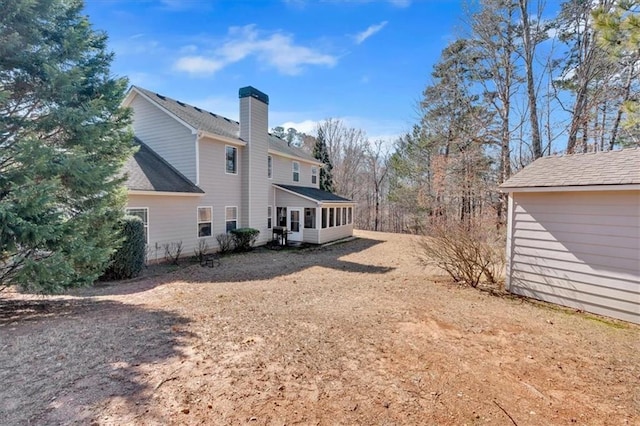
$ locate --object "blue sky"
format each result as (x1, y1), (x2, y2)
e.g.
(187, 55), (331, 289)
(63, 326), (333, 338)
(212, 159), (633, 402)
(85, 0), (464, 142)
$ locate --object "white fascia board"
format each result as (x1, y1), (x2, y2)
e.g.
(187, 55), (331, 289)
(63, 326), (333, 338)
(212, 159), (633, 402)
(198, 130), (246, 147)
(268, 149), (323, 166)
(500, 184), (640, 193)
(275, 185), (354, 206)
(124, 87), (198, 135)
(128, 190), (203, 197)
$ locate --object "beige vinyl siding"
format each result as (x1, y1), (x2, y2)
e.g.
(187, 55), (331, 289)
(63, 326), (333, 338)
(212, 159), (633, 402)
(197, 137), (242, 237)
(127, 194), (209, 262)
(275, 191), (317, 209)
(239, 96), (270, 245)
(507, 190), (640, 324)
(130, 94), (197, 182)
(271, 154), (319, 187)
(318, 223), (354, 244)
(304, 228), (319, 244)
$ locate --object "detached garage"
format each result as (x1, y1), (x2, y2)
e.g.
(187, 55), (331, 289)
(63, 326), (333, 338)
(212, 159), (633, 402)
(501, 149), (640, 324)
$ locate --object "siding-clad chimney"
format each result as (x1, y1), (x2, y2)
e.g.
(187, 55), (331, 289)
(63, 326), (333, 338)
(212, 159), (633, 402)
(239, 86), (269, 242)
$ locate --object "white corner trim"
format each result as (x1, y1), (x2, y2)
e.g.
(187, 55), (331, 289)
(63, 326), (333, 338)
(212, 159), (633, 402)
(504, 194), (514, 292)
(195, 137), (200, 186)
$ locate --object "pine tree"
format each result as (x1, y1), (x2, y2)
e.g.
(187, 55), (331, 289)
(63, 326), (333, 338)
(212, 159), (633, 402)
(313, 127), (334, 192)
(0, 0), (133, 293)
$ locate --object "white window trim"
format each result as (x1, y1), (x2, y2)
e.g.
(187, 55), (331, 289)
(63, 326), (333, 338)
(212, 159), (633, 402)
(268, 155), (273, 179)
(126, 207), (149, 244)
(225, 145), (238, 175)
(311, 166), (317, 185)
(267, 205), (273, 229)
(196, 206), (213, 239)
(225, 206), (238, 232)
(292, 161), (300, 182)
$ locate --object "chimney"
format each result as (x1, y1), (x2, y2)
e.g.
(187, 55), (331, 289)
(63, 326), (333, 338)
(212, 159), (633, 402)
(238, 86), (269, 241)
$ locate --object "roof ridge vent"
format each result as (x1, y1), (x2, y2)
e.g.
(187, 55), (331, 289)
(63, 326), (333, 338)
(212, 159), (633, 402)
(156, 93), (166, 100)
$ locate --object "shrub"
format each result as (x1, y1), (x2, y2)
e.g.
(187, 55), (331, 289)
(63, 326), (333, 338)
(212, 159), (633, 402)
(215, 233), (234, 254)
(102, 215), (146, 280)
(194, 239), (209, 263)
(417, 220), (504, 288)
(230, 228), (260, 252)
(163, 241), (183, 265)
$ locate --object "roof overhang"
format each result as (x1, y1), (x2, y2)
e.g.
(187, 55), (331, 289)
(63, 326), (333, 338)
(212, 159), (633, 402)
(128, 190), (204, 197)
(501, 184), (640, 193)
(268, 149), (324, 166)
(197, 130), (246, 147)
(274, 185), (354, 206)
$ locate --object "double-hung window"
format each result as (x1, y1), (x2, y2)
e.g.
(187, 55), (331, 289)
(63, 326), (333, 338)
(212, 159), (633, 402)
(226, 206), (237, 232)
(311, 166), (317, 185)
(226, 146), (237, 174)
(197, 207), (212, 237)
(267, 206), (272, 229)
(268, 155), (273, 179)
(292, 161), (300, 182)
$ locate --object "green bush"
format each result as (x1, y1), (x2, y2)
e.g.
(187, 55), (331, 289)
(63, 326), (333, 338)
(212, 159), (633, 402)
(230, 228), (260, 252)
(102, 215), (146, 280)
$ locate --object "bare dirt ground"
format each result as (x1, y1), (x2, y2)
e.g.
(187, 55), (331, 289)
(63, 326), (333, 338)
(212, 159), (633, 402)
(1, 230), (638, 425)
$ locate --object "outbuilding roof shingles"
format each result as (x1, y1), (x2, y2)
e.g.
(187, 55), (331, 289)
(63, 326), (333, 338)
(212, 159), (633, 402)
(501, 149), (640, 189)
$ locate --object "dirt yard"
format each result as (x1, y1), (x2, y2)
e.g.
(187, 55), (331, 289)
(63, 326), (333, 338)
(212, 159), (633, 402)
(0, 230), (638, 425)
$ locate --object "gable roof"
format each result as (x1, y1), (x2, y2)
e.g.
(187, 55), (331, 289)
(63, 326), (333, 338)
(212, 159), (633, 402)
(501, 149), (640, 190)
(124, 138), (204, 194)
(129, 86), (318, 164)
(275, 184), (353, 203)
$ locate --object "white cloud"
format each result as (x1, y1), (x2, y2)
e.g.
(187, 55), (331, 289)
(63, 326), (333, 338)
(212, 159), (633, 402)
(174, 25), (337, 76)
(278, 120), (320, 135)
(174, 56), (225, 74)
(354, 21), (388, 45)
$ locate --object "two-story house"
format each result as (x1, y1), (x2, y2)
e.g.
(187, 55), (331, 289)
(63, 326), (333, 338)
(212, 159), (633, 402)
(121, 86), (354, 260)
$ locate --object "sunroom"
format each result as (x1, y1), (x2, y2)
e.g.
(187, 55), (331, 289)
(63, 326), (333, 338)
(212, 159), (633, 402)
(273, 185), (355, 245)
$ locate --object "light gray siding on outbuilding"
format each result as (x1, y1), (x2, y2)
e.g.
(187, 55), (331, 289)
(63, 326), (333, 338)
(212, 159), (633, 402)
(507, 190), (640, 324)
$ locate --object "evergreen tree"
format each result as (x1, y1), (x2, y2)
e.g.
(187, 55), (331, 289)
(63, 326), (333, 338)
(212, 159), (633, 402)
(0, 0), (133, 293)
(313, 127), (334, 192)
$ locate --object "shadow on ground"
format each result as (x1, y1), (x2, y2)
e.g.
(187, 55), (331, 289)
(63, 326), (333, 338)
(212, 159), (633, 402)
(70, 236), (395, 297)
(0, 298), (193, 424)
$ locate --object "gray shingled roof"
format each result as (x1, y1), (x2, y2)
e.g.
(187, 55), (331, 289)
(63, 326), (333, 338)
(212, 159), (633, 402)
(124, 138), (204, 193)
(132, 86), (318, 163)
(501, 148), (640, 189)
(275, 184), (353, 202)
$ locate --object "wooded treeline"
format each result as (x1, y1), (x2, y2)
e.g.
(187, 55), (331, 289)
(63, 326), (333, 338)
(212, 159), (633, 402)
(276, 0), (639, 233)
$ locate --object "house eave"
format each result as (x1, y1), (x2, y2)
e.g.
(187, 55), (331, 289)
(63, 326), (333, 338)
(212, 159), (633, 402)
(198, 130), (246, 147)
(274, 184), (355, 205)
(500, 184), (640, 193)
(128, 189), (204, 197)
(268, 149), (323, 166)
